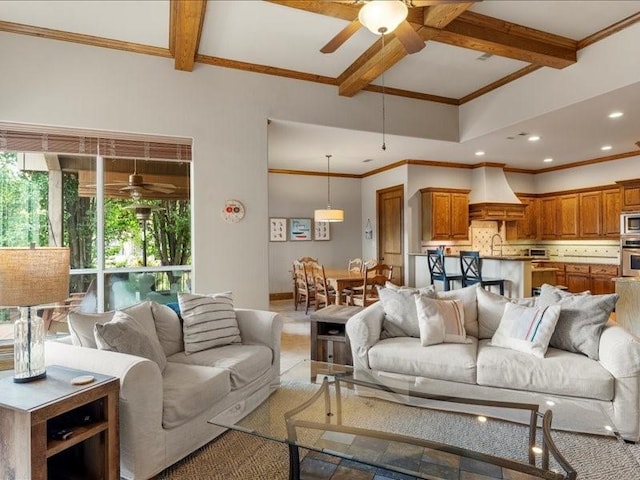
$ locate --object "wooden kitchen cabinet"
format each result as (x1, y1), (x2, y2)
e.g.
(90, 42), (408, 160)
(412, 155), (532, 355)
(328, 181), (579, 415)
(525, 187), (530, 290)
(421, 188), (470, 241)
(566, 264), (590, 292)
(541, 197), (558, 239)
(602, 188), (621, 238)
(590, 264), (619, 294)
(617, 179), (640, 212)
(579, 191), (602, 237)
(557, 194), (580, 238)
(506, 196), (539, 240)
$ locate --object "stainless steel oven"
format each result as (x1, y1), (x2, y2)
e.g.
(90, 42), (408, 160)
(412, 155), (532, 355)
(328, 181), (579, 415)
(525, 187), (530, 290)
(621, 237), (640, 277)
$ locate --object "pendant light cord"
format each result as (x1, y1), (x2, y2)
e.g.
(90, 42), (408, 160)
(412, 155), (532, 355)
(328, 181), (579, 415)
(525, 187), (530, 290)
(326, 154), (332, 209)
(381, 33), (387, 151)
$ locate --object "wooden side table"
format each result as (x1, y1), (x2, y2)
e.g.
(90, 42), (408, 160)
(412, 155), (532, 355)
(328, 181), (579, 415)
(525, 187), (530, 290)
(0, 365), (120, 480)
(310, 305), (363, 367)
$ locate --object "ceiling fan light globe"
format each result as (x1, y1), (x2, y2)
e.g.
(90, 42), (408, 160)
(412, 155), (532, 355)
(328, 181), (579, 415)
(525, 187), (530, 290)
(130, 189), (142, 201)
(358, 0), (408, 35)
(314, 209), (344, 223)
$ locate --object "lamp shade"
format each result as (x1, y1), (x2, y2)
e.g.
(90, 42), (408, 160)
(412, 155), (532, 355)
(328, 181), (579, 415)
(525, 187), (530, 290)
(314, 209), (345, 223)
(358, 0), (408, 35)
(0, 247), (70, 307)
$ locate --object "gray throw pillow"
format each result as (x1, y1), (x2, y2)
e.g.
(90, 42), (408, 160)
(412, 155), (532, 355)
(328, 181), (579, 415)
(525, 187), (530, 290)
(94, 311), (168, 371)
(536, 284), (618, 360)
(178, 292), (241, 354)
(476, 287), (536, 339)
(151, 301), (184, 356)
(378, 286), (436, 338)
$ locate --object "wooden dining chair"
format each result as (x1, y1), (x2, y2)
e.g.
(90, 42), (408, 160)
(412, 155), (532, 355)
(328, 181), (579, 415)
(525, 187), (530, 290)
(312, 265), (341, 310)
(348, 264), (391, 307)
(347, 258), (363, 273)
(293, 261), (315, 313)
(427, 249), (462, 291)
(459, 250), (505, 295)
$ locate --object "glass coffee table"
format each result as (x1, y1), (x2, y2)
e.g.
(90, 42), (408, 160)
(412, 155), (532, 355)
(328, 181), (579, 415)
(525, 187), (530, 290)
(210, 361), (638, 480)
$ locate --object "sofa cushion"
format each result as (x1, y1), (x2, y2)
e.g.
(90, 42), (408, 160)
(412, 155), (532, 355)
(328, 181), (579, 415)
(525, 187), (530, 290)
(179, 292), (241, 353)
(477, 339), (613, 401)
(167, 343), (272, 390)
(415, 295), (468, 346)
(476, 287), (536, 339)
(151, 302), (184, 356)
(491, 303), (561, 358)
(368, 336), (477, 384)
(68, 301), (158, 349)
(162, 363), (231, 429)
(536, 284), (618, 360)
(94, 310), (167, 371)
(436, 284), (479, 338)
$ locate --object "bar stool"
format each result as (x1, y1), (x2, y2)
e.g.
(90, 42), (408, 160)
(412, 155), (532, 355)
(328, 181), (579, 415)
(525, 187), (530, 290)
(459, 251), (505, 295)
(427, 249), (462, 291)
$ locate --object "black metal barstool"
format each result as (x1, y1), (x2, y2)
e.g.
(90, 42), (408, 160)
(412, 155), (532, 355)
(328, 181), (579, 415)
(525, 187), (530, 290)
(427, 249), (462, 291)
(459, 250), (505, 295)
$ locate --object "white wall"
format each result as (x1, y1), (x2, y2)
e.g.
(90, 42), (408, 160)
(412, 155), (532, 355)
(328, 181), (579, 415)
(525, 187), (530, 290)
(534, 155), (640, 193)
(0, 33), (458, 309)
(267, 173), (361, 294)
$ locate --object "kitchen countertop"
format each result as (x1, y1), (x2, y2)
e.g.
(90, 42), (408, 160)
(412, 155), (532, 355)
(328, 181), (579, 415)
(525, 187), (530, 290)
(409, 253), (540, 261)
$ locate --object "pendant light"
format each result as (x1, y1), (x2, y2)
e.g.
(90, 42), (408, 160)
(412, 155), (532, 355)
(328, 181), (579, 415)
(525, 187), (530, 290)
(314, 154), (344, 223)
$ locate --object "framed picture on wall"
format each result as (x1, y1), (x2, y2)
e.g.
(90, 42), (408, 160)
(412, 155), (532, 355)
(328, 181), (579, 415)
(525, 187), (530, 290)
(289, 218), (312, 241)
(269, 218), (287, 242)
(314, 221), (330, 241)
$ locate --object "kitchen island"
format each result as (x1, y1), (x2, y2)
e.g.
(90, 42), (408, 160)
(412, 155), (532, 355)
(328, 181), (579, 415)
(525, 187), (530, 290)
(409, 253), (535, 297)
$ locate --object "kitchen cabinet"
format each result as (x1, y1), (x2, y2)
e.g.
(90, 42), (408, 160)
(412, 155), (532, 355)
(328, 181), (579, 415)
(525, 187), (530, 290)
(590, 264), (619, 294)
(421, 188), (470, 241)
(602, 188), (621, 238)
(566, 264), (590, 292)
(541, 197), (558, 239)
(579, 191), (602, 237)
(557, 194), (580, 238)
(617, 179), (640, 212)
(505, 196), (539, 240)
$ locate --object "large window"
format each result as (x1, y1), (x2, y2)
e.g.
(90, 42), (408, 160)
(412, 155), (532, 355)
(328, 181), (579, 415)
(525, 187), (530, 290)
(0, 129), (192, 342)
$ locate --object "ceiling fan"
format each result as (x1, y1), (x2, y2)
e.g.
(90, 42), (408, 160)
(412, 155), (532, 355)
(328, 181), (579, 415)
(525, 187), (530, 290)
(105, 159), (177, 200)
(320, 0), (480, 55)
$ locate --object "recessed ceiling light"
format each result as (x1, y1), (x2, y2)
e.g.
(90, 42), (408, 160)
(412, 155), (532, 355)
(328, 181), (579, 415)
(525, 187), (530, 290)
(475, 151), (485, 156)
(528, 135), (540, 142)
(543, 158), (553, 163)
(601, 145), (612, 151)
(608, 111), (624, 119)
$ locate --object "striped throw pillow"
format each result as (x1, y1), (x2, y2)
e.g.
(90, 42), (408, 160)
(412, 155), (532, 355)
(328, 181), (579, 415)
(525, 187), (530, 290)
(178, 292), (241, 354)
(491, 302), (561, 358)
(415, 295), (468, 346)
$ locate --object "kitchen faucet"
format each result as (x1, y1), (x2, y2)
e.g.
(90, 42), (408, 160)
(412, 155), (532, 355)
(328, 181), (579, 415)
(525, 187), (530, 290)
(491, 233), (503, 256)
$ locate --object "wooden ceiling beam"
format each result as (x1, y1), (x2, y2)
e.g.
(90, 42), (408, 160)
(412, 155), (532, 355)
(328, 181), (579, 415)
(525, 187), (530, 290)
(170, 0), (207, 72)
(338, 3), (472, 97)
(429, 11), (577, 68)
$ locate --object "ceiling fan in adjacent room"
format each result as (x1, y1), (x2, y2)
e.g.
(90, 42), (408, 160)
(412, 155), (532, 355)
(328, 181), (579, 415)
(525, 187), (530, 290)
(320, 0), (480, 54)
(105, 159), (177, 200)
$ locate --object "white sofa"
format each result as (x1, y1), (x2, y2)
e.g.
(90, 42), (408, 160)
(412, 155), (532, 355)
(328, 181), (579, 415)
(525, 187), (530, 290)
(45, 301), (283, 480)
(346, 285), (640, 442)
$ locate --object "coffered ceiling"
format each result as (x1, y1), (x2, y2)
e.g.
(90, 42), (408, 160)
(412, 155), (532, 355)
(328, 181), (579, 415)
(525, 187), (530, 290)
(1, 1), (639, 174)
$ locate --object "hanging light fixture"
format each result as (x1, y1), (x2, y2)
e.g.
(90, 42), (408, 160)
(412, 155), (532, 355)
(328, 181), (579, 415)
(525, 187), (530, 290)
(314, 154), (344, 223)
(358, 0), (408, 35)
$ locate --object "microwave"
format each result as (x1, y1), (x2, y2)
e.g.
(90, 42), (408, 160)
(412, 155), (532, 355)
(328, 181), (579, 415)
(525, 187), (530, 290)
(621, 212), (640, 235)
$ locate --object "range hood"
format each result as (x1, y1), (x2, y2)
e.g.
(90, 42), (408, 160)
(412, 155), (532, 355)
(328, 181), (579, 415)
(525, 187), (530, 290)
(468, 164), (526, 221)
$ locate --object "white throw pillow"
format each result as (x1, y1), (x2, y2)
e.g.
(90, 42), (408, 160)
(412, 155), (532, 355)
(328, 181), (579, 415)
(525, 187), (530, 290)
(94, 310), (168, 371)
(178, 292), (241, 354)
(491, 302), (561, 358)
(378, 286), (436, 338)
(476, 287), (536, 339)
(415, 295), (468, 346)
(436, 284), (479, 338)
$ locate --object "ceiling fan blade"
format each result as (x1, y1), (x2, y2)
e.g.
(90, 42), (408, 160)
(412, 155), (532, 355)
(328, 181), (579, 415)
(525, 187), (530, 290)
(394, 20), (425, 54)
(410, 0), (481, 6)
(320, 18), (361, 53)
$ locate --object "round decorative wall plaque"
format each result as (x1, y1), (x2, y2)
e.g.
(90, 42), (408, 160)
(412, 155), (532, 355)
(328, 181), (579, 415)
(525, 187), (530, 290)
(221, 199), (245, 223)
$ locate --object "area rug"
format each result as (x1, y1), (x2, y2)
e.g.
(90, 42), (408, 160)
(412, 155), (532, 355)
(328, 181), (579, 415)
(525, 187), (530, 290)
(158, 381), (640, 480)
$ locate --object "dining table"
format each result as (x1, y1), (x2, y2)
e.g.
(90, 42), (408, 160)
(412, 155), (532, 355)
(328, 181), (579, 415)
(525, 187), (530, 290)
(323, 269), (364, 305)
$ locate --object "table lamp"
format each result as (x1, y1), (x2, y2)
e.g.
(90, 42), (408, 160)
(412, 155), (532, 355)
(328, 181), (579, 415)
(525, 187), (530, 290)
(0, 247), (70, 382)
